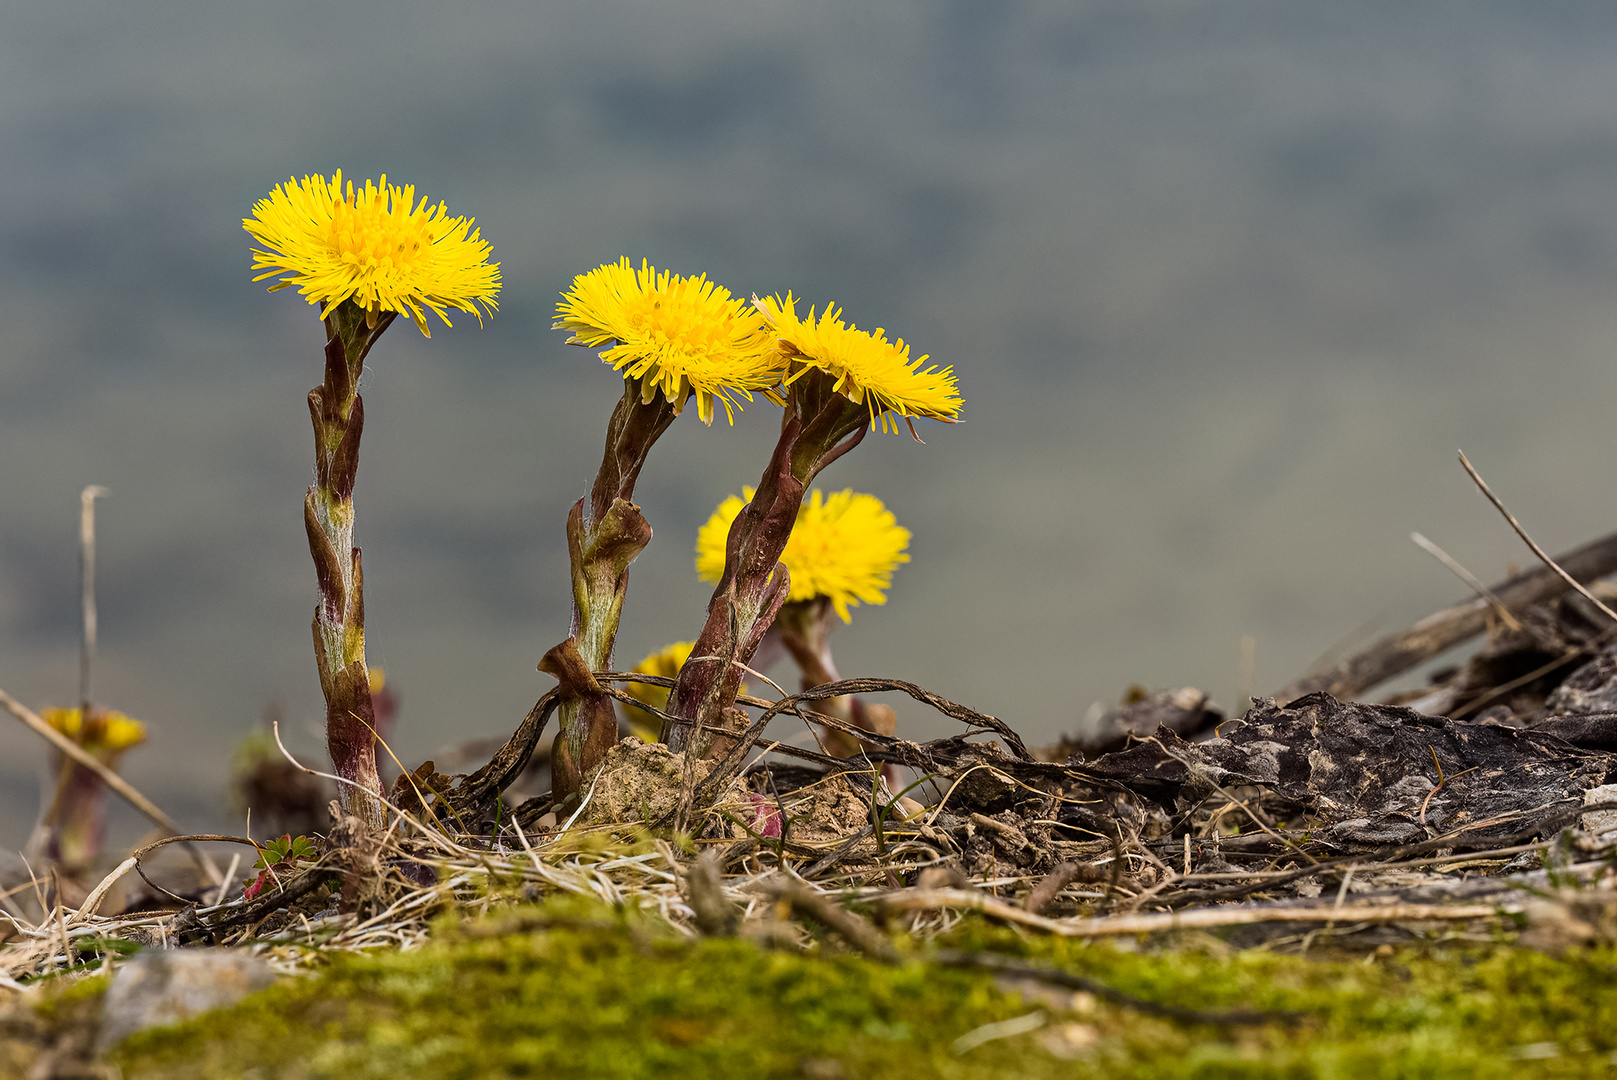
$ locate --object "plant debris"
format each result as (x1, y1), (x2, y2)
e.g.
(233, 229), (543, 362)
(15, 531), (1617, 1072)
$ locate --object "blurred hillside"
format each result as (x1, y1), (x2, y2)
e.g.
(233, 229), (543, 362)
(3, 1), (1617, 845)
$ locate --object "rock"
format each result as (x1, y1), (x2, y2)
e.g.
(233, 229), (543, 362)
(1546, 645), (1617, 716)
(582, 738), (688, 826)
(949, 767), (1021, 815)
(780, 775), (870, 848)
(98, 949), (276, 1050)
(1582, 784), (1617, 842)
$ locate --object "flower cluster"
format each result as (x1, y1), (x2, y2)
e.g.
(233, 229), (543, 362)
(697, 488), (911, 622)
(244, 168), (960, 796)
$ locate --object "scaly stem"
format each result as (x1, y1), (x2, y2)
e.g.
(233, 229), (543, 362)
(37, 708), (141, 880)
(547, 379), (677, 803)
(773, 597), (855, 748)
(774, 596), (898, 776)
(305, 300), (395, 830)
(665, 372), (868, 756)
(43, 756), (107, 879)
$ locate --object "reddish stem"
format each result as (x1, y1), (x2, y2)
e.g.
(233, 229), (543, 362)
(548, 380), (676, 803)
(665, 373), (868, 756)
(305, 302), (394, 829)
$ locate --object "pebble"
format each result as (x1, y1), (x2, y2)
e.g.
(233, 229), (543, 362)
(1582, 784), (1617, 842)
(97, 949), (276, 1051)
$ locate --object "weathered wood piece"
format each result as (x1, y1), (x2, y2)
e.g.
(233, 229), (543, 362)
(1275, 529), (1617, 703)
(1080, 693), (1606, 849)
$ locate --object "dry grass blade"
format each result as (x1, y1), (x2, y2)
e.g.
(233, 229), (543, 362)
(881, 888), (1514, 936)
(1274, 527), (1617, 702)
(877, 888), (1077, 934)
(1057, 902), (1514, 936)
(1458, 450), (1617, 626)
(1410, 530), (1524, 633)
(1450, 630), (1617, 719)
(763, 876), (898, 962)
(67, 856), (137, 925)
(1161, 799), (1617, 907)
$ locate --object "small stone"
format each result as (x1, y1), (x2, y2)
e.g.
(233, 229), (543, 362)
(1547, 645), (1617, 715)
(952, 767), (1021, 814)
(582, 738), (688, 826)
(1039, 1021), (1100, 1059)
(916, 865), (968, 890)
(97, 949), (276, 1050)
(779, 776), (870, 847)
(1583, 785), (1617, 841)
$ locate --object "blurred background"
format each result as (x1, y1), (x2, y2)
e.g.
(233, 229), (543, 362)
(4, 0), (1617, 850)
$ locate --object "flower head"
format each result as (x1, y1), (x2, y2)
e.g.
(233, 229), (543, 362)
(698, 488), (911, 622)
(622, 641), (696, 742)
(555, 259), (784, 425)
(43, 707), (147, 762)
(755, 294), (961, 432)
(245, 171), (500, 337)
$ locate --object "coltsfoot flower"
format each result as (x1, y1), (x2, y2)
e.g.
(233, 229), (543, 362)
(755, 294), (961, 431)
(697, 488), (911, 622)
(41, 706), (147, 875)
(245, 171), (500, 335)
(555, 258), (783, 425)
(42, 707), (146, 760)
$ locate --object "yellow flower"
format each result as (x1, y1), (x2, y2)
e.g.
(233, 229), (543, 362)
(754, 294), (961, 432)
(554, 258), (783, 425)
(697, 488), (911, 622)
(245, 171), (500, 337)
(623, 641), (696, 742)
(42, 707), (147, 760)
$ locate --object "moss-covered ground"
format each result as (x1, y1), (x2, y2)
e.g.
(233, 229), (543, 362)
(90, 897), (1617, 1079)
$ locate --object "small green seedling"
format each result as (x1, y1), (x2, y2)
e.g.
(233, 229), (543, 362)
(242, 834), (317, 901)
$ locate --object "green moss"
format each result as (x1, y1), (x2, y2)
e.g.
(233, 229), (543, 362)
(108, 901), (1617, 1079)
(32, 970), (109, 1022)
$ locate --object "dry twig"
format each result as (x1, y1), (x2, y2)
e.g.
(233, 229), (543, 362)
(1458, 450), (1617, 626)
(1275, 528), (1617, 702)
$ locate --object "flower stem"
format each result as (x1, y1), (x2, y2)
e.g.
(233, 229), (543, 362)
(305, 301), (394, 830)
(548, 379), (676, 803)
(665, 374), (867, 756)
(42, 754), (108, 878)
(774, 597), (898, 772)
(772, 597), (855, 742)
